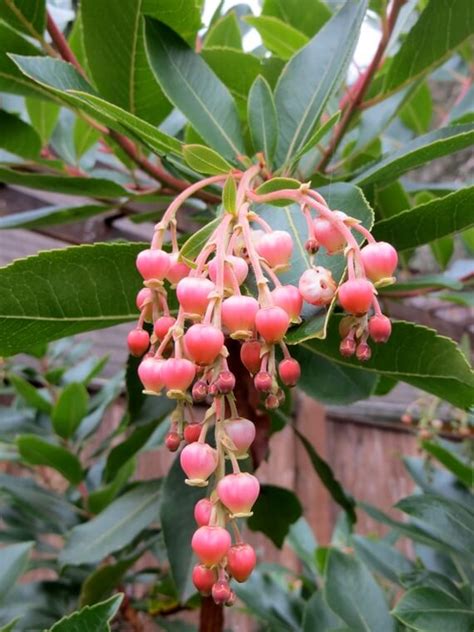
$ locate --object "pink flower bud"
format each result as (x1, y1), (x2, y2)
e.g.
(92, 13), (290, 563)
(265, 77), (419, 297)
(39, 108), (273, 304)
(224, 418), (256, 457)
(227, 543), (256, 582)
(222, 296), (259, 337)
(215, 371), (236, 394)
(180, 442), (218, 486)
(192, 564), (216, 595)
(127, 329), (150, 357)
(161, 358), (196, 393)
(217, 472), (260, 518)
(137, 357), (165, 393)
(208, 255), (248, 288)
(313, 216), (346, 254)
(177, 277), (215, 317)
(165, 432), (181, 452)
(153, 316), (176, 341)
(278, 358), (301, 387)
(255, 306), (289, 343)
(240, 340), (262, 375)
(265, 393), (280, 409)
(356, 341), (372, 362)
(184, 324), (224, 365)
(192, 380), (208, 402)
(166, 253), (190, 284)
(339, 336), (356, 357)
(298, 267), (337, 306)
(184, 423), (202, 443)
(360, 241), (398, 282)
(194, 498), (213, 526)
(254, 371), (272, 393)
(191, 526), (231, 566)
(271, 285), (303, 321)
(255, 230), (293, 269)
(136, 248), (171, 280)
(368, 314), (392, 343)
(338, 279), (374, 315)
(212, 579), (232, 604)
(136, 288), (153, 321)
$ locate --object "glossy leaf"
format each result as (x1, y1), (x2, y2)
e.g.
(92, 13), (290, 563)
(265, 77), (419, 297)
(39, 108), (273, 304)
(204, 12), (242, 49)
(73, 117), (100, 158)
(51, 383), (89, 439)
(373, 186), (474, 250)
(17, 435), (83, 485)
(247, 76), (278, 165)
(399, 82), (433, 134)
(80, 557), (138, 606)
(60, 481), (161, 566)
(244, 16), (308, 60)
(0, 243), (143, 357)
(144, 19), (244, 160)
(141, 0), (201, 45)
(325, 548), (395, 632)
(303, 592), (342, 632)
(0, 541), (34, 601)
(88, 459), (136, 515)
(222, 174), (237, 214)
(0, 0), (45, 38)
(0, 204), (110, 230)
(274, 0), (367, 166)
(201, 47), (261, 102)
(0, 110), (41, 159)
(179, 217), (221, 264)
(353, 124), (474, 187)
(262, 0), (331, 38)
(288, 317), (474, 410)
(255, 176), (300, 205)
(421, 441), (473, 489)
(183, 144), (232, 175)
(81, 0), (170, 124)
(403, 456), (472, 509)
(384, 0), (474, 95)
(25, 97), (60, 143)
(392, 587), (474, 632)
(290, 110), (341, 165)
(352, 535), (414, 585)
(48, 594), (123, 632)
(247, 485), (302, 548)
(378, 274), (463, 295)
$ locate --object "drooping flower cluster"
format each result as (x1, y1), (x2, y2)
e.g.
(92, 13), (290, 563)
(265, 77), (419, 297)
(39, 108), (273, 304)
(127, 165), (398, 604)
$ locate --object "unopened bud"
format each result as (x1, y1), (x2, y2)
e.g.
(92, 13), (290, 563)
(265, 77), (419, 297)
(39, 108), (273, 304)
(216, 370), (236, 394)
(192, 380), (208, 402)
(356, 341), (372, 362)
(165, 432), (181, 452)
(254, 371), (273, 393)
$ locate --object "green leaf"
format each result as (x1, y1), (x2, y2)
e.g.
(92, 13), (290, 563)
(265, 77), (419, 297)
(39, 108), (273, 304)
(396, 494), (474, 557)
(222, 174), (237, 214)
(288, 317), (474, 410)
(0, 23), (48, 99)
(383, 0), (474, 95)
(392, 587), (474, 632)
(204, 12), (242, 49)
(81, 0), (171, 124)
(0, 204), (110, 230)
(51, 383), (89, 439)
(60, 481), (161, 566)
(421, 441), (473, 489)
(17, 435), (83, 484)
(244, 16), (308, 60)
(262, 0), (331, 38)
(47, 594), (123, 632)
(255, 176), (300, 206)
(399, 81), (432, 134)
(144, 19), (244, 160)
(353, 124), (474, 187)
(290, 110), (341, 165)
(8, 373), (51, 413)
(0, 541), (34, 601)
(430, 235), (454, 270)
(378, 274), (463, 295)
(274, 0), (367, 166)
(247, 75), (278, 165)
(25, 97), (59, 143)
(352, 535), (414, 585)
(294, 428), (356, 523)
(73, 117), (100, 158)
(160, 454), (206, 601)
(303, 592), (342, 632)
(179, 217), (221, 264)
(88, 459), (136, 515)
(141, 0), (201, 45)
(247, 484), (302, 548)
(373, 187), (474, 250)
(0, 242), (143, 357)
(0, 617), (20, 632)
(0, 0), (45, 39)
(80, 557), (138, 607)
(0, 109), (41, 159)
(201, 47), (261, 102)
(325, 548), (395, 632)
(183, 144), (232, 175)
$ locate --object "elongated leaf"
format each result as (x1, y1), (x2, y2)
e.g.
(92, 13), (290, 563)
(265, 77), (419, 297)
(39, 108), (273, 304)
(374, 186), (474, 250)
(392, 587), (474, 632)
(26, 97), (60, 143)
(88, 459), (136, 515)
(288, 317), (474, 410)
(255, 176), (300, 206)
(353, 124), (474, 187)
(294, 428), (356, 523)
(144, 19), (244, 160)
(52, 383), (89, 439)
(0, 541), (34, 601)
(141, 0), (201, 45)
(201, 47), (261, 102)
(378, 274), (463, 295)
(421, 441), (473, 489)
(325, 549), (395, 632)
(0, 109), (40, 159)
(204, 12), (242, 49)
(0, 204), (110, 230)
(73, 117), (100, 158)
(81, 0), (170, 124)
(80, 557), (138, 606)
(290, 110), (341, 165)
(274, 0), (367, 166)
(399, 81), (433, 134)
(404, 457), (472, 509)
(8, 373), (51, 413)
(384, 0), (474, 95)
(303, 592), (342, 632)
(222, 174), (237, 214)
(352, 535), (414, 585)
(17, 435), (83, 484)
(0, 0), (45, 38)
(247, 485), (302, 547)
(262, 0), (331, 38)
(48, 594), (123, 632)
(245, 16), (308, 60)
(0, 242), (144, 357)
(183, 144), (232, 175)
(248, 75), (278, 165)
(60, 481), (161, 566)
(0, 617), (20, 632)
(179, 217), (220, 264)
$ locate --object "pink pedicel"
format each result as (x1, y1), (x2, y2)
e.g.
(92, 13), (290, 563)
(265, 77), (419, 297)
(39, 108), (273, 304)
(183, 324), (224, 365)
(255, 306), (289, 343)
(194, 498), (213, 526)
(166, 253), (191, 284)
(240, 340), (262, 374)
(216, 472), (260, 517)
(153, 315), (176, 341)
(224, 418), (256, 457)
(360, 241), (398, 282)
(221, 296), (259, 337)
(191, 526), (231, 566)
(368, 314), (392, 343)
(227, 543), (257, 582)
(298, 267), (337, 306)
(278, 358), (301, 387)
(338, 278), (374, 315)
(176, 277), (215, 316)
(255, 230), (293, 269)
(161, 358), (196, 393)
(127, 329), (150, 357)
(136, 248), (171, 280)
(271, 285), (303, 321)
(180, 442), (218, 486)
(137, 357), (165, 393)
(192, 564), (217, 595)
(208, 255), (249, 288)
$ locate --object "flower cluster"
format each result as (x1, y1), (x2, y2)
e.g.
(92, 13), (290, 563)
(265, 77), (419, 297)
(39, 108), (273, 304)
(127, 165), (397, 603)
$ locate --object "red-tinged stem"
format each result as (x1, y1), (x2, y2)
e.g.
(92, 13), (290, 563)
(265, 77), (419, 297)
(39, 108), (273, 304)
(199, 597), (223, 632)
(352, 222), (376, 244)
(316, 0), (407, 172)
